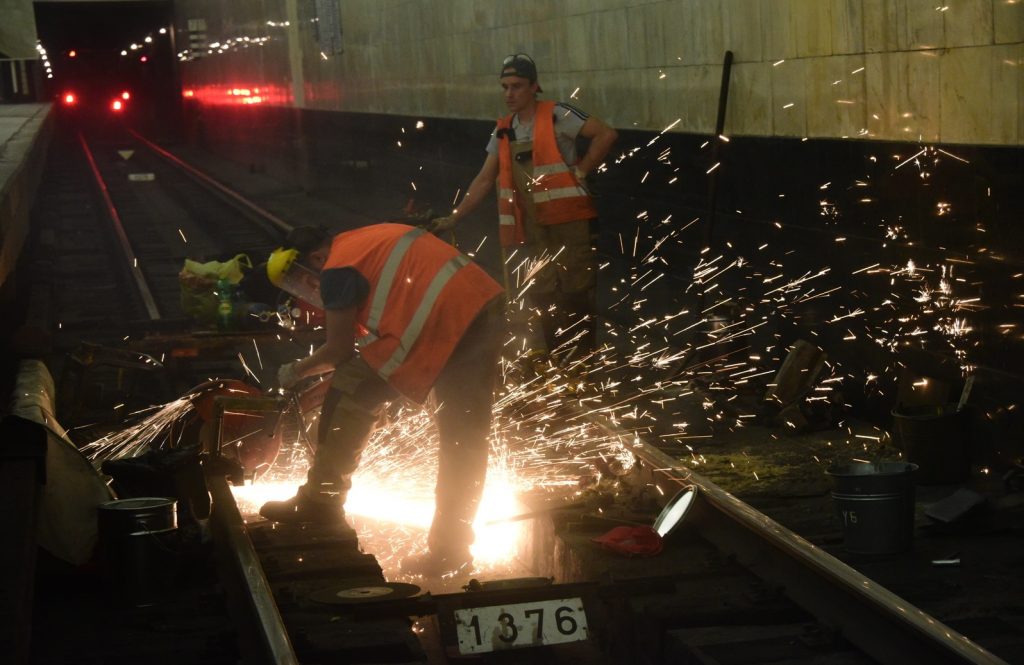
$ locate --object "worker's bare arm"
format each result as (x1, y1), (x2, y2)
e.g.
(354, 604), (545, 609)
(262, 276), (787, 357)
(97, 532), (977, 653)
(575, 116), (618, 176)
(292, 306), (357, 379)
(452, 151), (499, 221)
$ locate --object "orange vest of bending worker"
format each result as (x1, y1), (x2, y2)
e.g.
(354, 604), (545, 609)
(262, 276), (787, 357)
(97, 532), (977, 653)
(496, 100), (598, 248)
(324, 223), (503, 403)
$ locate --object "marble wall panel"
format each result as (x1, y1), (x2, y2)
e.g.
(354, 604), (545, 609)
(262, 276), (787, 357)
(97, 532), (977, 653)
(1019, 44), (1024, 144)
(573, 68), (637, 129)
(994, 43), (1021, 145)
(721, 0), (764, 63)
(864, 50), (941, 141)
(671, 64), (725, 133)
(898, 0), (946, 50)
(180, 0), (1022, 144)
(943, 0), (994, 48)
(762, 0), (799, 60)
(564, 13), (591, 73)
(940, 45), (990, 144)
(589, 8), (632, 71)
(862, 0), (900, 52)
(805, 55), (868, 137)
(771, 58), (810, 137)
(994, 0), (1024, 44)
(831, 0), (865, 54)
(644, 67), (675, 132)
(941, 44), (1020, 144)
(684, 0), (726, 65)
(725, 61), (773, 135)
(792, 0), (834, 57)
(626, 2), (669, 69)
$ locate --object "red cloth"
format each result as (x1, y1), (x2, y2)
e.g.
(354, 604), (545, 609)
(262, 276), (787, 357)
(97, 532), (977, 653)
(591, 526), (663, 557)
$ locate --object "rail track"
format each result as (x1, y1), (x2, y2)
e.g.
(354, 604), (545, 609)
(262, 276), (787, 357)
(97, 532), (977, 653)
(23, 122), (1012, 664)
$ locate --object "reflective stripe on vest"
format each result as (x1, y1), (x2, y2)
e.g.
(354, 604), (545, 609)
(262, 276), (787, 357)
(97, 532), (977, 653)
(495, 101), (597, 247)
(533, 185), (589, 203)
(366, 227), (425, 336)
(376, 253), (471, 380)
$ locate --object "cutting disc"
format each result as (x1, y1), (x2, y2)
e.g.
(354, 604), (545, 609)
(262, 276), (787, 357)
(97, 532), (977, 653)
(310, 582), (421, 605)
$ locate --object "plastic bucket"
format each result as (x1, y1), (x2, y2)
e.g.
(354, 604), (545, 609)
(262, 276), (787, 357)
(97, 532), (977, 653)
(97, 497), (178, 605)
(826, 462), (917, 555)
(891, 405), (969, 484)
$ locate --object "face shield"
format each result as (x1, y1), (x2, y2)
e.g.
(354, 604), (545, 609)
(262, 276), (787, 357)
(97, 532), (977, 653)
(267, 248), (324, 309)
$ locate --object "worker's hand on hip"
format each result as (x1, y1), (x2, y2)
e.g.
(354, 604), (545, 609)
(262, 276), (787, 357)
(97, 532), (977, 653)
(574, 167), (591, 194)
(278, 361), (301, 390)
(427, 215), (457, 235)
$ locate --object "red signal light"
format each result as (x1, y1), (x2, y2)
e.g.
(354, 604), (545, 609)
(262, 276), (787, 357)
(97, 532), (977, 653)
(140, 56), (148, 63)
(62, 92), (77, 105)
(69, 50), (77, 58)
(111, 99), (124, 112)
(121, 91), (131, 100)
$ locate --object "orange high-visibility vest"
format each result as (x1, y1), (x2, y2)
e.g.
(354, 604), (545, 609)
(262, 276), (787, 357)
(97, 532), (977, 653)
(324, 224), (502, 402)
(496, 100), (597, 248)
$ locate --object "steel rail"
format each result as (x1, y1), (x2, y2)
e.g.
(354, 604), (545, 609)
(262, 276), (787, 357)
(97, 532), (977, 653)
(77, 132), (162, 320)
(207, 473), (299, 665)
(127, 130), (294, 234)
(579, 412), (1007, 665)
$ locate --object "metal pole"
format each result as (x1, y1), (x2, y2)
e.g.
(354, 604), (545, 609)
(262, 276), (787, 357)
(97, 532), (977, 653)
(703, 50), (734, 251)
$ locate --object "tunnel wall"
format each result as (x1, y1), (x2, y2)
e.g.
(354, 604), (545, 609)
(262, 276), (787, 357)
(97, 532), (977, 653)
(175, 0), (1022, 145)
(174, 2), (1024, 464)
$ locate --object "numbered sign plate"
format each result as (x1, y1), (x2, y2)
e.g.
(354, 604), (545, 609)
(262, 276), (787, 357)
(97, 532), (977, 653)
(454, 597), (589, 654)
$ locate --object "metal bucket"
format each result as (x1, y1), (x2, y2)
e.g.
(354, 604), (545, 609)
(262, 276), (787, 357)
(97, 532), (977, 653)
(97, 497), (178, 605)
(891, 404), (969, 484)
(826, 462), (917, 555)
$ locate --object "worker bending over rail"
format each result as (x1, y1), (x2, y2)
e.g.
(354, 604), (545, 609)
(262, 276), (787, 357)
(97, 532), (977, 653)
(261, 223), (504, 577)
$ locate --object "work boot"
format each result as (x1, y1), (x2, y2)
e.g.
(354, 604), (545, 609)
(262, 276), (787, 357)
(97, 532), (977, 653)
(400, 548), (473, 578)
(259, 494), (345, 525)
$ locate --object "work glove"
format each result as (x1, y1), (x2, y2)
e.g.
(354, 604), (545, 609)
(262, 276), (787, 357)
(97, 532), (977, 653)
(426, 215), (457, 235)
(278, 361), (302, 390)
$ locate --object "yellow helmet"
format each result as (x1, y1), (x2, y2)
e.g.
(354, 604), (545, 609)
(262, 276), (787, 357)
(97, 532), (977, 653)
(267, 247), (299, 287)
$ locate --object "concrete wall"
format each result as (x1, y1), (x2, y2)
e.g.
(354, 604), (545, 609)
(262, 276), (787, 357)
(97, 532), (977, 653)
(0, 0), (38, 58)
(176, 0), (1022, 146)
(0, 104), (52, 293)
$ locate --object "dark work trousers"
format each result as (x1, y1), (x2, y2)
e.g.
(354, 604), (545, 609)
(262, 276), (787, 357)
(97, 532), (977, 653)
(302, 297), (504, 555)
(511, 140), (597, 355)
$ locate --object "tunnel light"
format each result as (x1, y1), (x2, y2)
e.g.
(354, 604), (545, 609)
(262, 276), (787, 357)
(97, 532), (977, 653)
(159, 27), (167, 35)
(68, 50), (77, 58)
(121, 50), (128, 56)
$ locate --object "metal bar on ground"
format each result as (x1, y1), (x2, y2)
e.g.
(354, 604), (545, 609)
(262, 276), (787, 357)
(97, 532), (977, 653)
(77, 132), (161, 320)
(579, 410), (1007, 665)
(207, 473), (298, 665)
(128, 130), (294, 234)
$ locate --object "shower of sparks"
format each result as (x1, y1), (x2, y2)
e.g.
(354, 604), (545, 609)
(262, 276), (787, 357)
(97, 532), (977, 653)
(77, 68), (1015, 585)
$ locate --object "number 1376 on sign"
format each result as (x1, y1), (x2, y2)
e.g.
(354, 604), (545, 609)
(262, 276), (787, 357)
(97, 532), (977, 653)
(454, 597), (590, 654)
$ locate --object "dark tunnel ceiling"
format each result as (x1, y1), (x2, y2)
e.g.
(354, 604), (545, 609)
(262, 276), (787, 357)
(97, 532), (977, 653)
(34, 1), (172, 53)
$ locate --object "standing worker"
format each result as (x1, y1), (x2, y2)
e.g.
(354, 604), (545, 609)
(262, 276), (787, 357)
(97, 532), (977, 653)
(431, 53), (618, 357)
(260, 223), (504, 577)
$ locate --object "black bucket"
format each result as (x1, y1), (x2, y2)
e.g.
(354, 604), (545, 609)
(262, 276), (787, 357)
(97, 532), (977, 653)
(97, 497), (178, 605)
(891, 404), (970, 484)
(826, 462), (917, 555)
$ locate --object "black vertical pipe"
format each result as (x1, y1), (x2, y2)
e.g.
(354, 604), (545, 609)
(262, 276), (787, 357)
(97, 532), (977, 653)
(703, 50), (734, 251)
